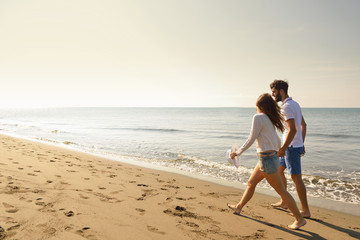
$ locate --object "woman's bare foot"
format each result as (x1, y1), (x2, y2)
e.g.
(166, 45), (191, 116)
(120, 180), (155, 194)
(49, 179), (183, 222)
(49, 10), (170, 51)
(288, 219), (307, 230)
(227, 203), (241, 215)
(271, 201), (288, 209)
(300, 210), (311, 218)
(290, 210), (311, 218)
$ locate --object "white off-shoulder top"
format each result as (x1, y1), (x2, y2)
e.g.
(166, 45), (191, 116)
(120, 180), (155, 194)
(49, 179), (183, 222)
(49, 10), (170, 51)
(236, 113), (281, 156)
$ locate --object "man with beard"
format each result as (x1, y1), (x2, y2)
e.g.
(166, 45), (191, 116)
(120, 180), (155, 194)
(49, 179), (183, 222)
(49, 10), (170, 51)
(270, 80), (311, 218)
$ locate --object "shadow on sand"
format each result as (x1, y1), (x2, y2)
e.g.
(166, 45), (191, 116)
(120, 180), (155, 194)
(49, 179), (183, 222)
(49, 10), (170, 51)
(236, 213), (326, 240)
(311, 217), (360, 239)
(271, 207), (360, 239)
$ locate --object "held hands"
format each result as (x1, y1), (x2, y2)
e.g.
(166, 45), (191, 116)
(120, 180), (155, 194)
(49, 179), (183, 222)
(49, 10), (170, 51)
(278, 146), (305, 158)
(230, 152), (237, 159)
(277, 147), (286, 158)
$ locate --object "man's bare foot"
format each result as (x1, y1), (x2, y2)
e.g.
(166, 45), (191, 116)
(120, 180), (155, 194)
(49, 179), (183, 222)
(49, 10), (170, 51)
(271, 201), (288, 209)
(288, 219), (307, 230)
(227, 203), (241, 215)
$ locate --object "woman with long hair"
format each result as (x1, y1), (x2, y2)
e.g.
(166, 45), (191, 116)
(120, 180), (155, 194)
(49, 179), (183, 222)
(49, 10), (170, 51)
(227, 93), (306, 230)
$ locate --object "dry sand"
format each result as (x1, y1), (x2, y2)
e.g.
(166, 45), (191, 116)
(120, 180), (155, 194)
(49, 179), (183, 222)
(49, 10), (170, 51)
(0, 134), (359, 240)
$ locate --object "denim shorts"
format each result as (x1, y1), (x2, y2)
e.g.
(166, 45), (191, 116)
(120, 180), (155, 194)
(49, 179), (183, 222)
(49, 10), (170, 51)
(258, 151), (280, 175)
(279, 146), (303, 175)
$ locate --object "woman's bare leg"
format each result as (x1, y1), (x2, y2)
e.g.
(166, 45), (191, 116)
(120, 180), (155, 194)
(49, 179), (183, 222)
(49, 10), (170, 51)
(227, 164), (264, 214)
(264, 171), (306, 230)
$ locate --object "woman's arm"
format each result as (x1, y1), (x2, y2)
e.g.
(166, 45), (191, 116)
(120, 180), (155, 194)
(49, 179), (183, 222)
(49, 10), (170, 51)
(233, 114), (262, 157)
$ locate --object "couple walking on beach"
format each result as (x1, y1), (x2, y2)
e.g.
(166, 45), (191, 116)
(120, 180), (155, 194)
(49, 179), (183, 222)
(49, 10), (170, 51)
(227, 80), (310, 230)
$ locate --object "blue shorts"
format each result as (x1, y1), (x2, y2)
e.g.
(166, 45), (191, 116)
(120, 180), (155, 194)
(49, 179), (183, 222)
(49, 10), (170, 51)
(280, 146), (303, 175)
(258, 151), (280, 175)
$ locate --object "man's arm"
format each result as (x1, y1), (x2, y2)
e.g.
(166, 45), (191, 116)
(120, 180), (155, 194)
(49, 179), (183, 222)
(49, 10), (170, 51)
(301, 115), (307, 155)
(301, 116), (307, 142)
(278, 119), (296, 157)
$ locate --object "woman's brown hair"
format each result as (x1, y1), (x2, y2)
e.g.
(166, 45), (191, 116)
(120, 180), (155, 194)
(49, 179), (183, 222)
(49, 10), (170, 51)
(256, 93), (284, 133)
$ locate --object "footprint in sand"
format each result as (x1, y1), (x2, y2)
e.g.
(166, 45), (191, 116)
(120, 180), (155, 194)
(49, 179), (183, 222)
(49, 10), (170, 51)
(35, 199), (46, 206)
(0, 226), (6, 239)
(7, 223), (20, 231)
(156, 178), (165, 183)
(177, 196), (196, 201)
(207, 206), (227, 212)
(64, 225), (74, 231)
(3, 203), (13, 208)
(137, 184), (149, 187)
(135, 208), (146, 215)
(3, 203), (19, 214)
(75, 227), (97, 240)
(43, 227), (56, 235)
(147, 225), (165, 235)
(163, 206), (206, 221)
(163, 184), (179, 189)
(200, 192), (220, 198)
(184, 221), (199, 228)
(79, 194), (90, 200)
(5, 185), (20, 193)
(64, 211), (75, 217)
(110, 190), (123, 194)
(36, 223), (57, 235)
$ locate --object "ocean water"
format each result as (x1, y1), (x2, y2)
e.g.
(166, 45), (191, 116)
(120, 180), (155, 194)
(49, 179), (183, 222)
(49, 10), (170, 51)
(0, 107), (359, 206)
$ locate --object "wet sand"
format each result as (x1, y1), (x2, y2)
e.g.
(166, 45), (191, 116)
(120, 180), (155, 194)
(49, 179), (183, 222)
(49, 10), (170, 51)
(0, 134), (359, 239)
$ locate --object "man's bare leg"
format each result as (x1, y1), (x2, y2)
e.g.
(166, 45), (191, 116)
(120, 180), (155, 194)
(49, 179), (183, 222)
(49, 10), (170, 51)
(264, 171), (306, 230)
(292, 174), (311, 218)
(271, 165), (288, 209)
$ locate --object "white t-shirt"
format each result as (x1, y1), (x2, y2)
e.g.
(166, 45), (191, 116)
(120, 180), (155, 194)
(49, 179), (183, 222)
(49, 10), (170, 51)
(281, 97), (304, 148)
(236, 113), (281, 156)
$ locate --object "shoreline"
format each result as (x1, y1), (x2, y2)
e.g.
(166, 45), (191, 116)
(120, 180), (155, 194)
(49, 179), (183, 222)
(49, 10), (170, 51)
(106, 154), (360, 217)
(0, 134), (359, 239)
(2, 132), (358, 217)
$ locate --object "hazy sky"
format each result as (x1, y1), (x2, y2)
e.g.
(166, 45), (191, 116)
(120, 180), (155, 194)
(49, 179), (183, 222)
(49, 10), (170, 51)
(0, 0), (359, 108)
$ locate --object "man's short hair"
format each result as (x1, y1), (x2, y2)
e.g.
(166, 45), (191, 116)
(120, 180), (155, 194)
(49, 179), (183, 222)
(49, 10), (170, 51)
(270, 80), (288, 94)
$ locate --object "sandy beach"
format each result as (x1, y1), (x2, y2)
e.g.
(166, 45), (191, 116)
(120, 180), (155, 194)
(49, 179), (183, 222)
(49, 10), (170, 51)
(0, 134), (359, 240)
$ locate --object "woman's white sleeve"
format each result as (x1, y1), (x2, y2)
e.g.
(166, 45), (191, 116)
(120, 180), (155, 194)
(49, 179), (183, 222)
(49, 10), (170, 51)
(236, 115), (261, 156)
